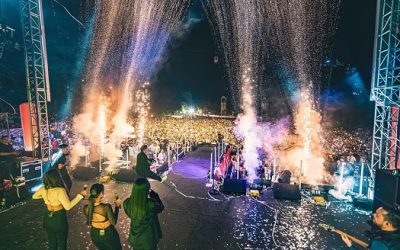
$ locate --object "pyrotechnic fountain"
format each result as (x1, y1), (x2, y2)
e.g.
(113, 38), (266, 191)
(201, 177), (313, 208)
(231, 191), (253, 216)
(263, 0), (341, 185)
(98, 99), (107, 171)
(204, 0), (266, 182)
(136, 82), (150, 147)
(72, 1), (189, 170)
(203, 0), (340, 185)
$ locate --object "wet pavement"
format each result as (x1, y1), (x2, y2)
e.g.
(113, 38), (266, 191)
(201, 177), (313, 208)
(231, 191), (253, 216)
(0, 146), (371, 249)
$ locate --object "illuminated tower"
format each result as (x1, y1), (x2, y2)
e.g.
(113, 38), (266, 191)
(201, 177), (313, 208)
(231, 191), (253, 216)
(220, 96), (227, 115)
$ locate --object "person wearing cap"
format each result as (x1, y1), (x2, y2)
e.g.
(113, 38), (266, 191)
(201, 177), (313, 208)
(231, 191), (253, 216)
(51, 144), (72, 193)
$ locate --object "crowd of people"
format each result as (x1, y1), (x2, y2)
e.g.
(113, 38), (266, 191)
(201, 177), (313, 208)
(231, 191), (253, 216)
(323, 127), (373, 164)
(1, 116), (374, 167)
(1, 114), (400, 249)
(143, 116), (236, 144)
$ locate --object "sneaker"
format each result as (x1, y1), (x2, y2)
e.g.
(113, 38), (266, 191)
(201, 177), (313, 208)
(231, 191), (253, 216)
(161, 175), (168, 183)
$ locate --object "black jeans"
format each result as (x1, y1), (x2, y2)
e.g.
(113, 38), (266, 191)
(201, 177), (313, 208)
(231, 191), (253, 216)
(91, 225), (122, 250)
(43, 210), (68, 250)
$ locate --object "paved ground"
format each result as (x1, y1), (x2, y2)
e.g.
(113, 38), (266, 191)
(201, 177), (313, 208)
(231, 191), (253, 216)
(0, 146), (371, 250)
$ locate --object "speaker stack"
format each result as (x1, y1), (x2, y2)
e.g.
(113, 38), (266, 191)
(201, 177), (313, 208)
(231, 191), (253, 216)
(113, 169), (137, 183)
(72, 166), (99, 181)
(269, 170), (300, 200)
(373, 169), (400, 212)
(277, 170), (292, 184)
(222, 179), (247, 194)
(271, 182), (301, 200)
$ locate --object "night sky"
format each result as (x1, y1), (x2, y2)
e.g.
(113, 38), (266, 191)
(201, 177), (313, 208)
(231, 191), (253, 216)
(0, 0), (376, 127)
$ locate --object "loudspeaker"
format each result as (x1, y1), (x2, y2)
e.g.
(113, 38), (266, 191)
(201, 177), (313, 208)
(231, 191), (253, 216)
(72, 167), (99, 181)
(113, 169), (137, 183)
(222, 179), (247, 194)
(253, 178), (271, 187)
(373, 169), (400, 212)
(277, 170), (291, 184)
(272, 182), (301, 200)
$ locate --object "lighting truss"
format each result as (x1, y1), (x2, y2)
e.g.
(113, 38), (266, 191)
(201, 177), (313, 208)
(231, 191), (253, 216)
(20, 0), (51, 160)
(371, 0), (400, 170)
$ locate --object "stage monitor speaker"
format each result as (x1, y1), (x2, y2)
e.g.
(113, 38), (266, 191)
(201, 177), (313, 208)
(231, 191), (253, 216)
(373, 169), (400, 212)
(113, 169), (137, 183)
(272, 182), (301, 200)
(253, 178), (271, 187)
(222, 179), (247, 194)
(277, 170), (292, 184)
(72, 167), (99, 181)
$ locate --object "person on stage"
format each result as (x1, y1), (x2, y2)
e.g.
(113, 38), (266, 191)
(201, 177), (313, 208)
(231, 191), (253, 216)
(123, 178), (164, 250)
(136, 145), (167, 182)
(0, 135), (20, 179)
(51, 143), (72, 193)
(341, 206), (400, 249)
(84, 183), (122, 250)
(33, 169), (87, 250)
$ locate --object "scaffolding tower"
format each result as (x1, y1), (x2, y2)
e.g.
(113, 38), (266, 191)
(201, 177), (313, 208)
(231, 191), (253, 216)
(20, 0), (51, 160)
(370, 0), (400, 170)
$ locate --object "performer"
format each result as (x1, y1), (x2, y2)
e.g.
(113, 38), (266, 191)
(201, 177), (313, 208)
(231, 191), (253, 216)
(0, 135), (20, 179)
(341, 206), (400, 249)
(51, 144), (72, 193)
(123, 178), (164, 250)
(136, 145), (167, 182)
(334, 159), (355, 194)
(215, 145), (231, 180)
(33, 169), (87, 250)
(84, 183), (122, 250)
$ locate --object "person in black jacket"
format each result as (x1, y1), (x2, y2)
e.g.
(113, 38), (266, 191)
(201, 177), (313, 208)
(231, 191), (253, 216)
(84, 183), (122, 250)
(342, 206), (400, 249)
(136, 145), (166, 182)
(51, 144), (72, 193)
(123, 178), (164, 250)
(0, 135), (20, 179)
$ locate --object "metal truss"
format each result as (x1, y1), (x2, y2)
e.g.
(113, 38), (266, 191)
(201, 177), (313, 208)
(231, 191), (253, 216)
(371, 0), (400, 169)
(20, 0), (51, 160)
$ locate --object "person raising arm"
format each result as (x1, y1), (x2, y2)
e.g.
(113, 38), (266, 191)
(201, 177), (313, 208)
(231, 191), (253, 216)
(33, 169), (87, 250)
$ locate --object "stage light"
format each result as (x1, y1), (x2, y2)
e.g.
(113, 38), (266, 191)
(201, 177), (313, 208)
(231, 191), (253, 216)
(188, 107), (195, 114)
(30, 184), (43, 193)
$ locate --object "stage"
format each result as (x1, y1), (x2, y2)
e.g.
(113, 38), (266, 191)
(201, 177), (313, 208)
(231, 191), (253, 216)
(0, 145), (371, 249)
